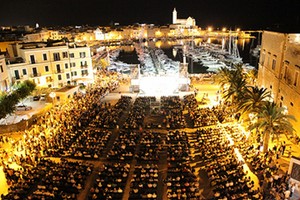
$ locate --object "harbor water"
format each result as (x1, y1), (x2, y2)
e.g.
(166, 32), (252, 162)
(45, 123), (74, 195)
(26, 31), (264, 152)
(117, 37), (260, 74)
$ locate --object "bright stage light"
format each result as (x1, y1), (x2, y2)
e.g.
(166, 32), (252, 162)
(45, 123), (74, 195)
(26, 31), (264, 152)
(139, 76), (179, 96)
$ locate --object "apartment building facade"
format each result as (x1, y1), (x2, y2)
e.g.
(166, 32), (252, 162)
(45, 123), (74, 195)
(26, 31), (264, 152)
(7, 43), (94, 88)
(0, 54), (10, 91)
(257, 31), (300, 135)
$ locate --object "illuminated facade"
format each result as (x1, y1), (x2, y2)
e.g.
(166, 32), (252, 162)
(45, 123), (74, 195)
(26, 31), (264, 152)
(23, 30), (63, 42)
(257, 31), (300, 135)
(172, 8), (196, 28)
(7, 43), (94, 88)
(0, 55), (10, 92)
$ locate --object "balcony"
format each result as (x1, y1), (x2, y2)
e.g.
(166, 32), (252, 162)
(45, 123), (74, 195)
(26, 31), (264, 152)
(46, 78), (53, 83)
(80, 64), (88, 69)
(81, 72), (89, 77)
(284, 75), (292, 85)
(55, 70), (64, 74)
(12, 76), (23, 81)
(30, 73), (41, 78)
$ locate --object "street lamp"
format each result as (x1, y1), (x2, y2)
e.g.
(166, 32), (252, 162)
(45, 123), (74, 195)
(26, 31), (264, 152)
(49, 92), (56, 105)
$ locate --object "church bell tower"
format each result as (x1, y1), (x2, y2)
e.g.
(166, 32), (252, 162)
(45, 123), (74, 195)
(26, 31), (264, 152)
(172, 8), (177, 24)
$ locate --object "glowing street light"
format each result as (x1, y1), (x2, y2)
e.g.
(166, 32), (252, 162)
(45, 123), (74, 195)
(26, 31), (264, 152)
(49, 92), (56, 105)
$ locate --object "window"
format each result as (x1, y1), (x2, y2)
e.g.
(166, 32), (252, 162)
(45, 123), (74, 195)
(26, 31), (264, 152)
(267, 52), (271, 67)
(22, 69), (27, 75)
(14, 70), (20, 79)
(65, 63), (68, 69)
(53, 53), (60, 61)
(80, 61), (87, 66)
(69, 53), (74, 58)
(46, 76), (52, 83)
(58, 74), (62, 80)
(43, 53), (47, 61)
(71, 71), (77, 76)
(45, 66), (49, 72)
(79, 52), (86, 58)
(0, 65), (3, 73)
(81, 69), (88, 76)
(66, 73), (70, 79)
(272, 59), (276, 70)
(71, 62), (76, 68)
(261, 51), (265, 65)
(294, 72), (299, 86)
(30, 55), (35, 64)
(32, 67), (38, 76)
(62, 52), (68, 58)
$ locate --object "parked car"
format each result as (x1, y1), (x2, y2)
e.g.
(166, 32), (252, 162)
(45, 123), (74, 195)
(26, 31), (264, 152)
(16, 105), (32, 111)
(33, 95), (40, 101)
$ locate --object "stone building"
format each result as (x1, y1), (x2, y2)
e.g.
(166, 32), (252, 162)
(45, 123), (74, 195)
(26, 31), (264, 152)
(6, 42), (94, 88)
(258, 31), (300, 136)
(0, 54), (10, 91)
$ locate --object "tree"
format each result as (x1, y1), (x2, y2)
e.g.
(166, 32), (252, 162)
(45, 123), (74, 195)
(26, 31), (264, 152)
(238, 86), (271, 119)
(216, 64), (247, 103)
(0, 80), (36, 119)
(245, 68), (258, 85)
(249, 101), (296, 153)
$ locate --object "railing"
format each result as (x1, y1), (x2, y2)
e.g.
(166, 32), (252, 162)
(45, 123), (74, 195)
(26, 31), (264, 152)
(12, 76), (23, 81)
(30, 73), (41, 78)
(284, 75), (292, 85)
(81, 73), (89, 77)
(55, 70), (64, 74)
(80, 64), (88, 69)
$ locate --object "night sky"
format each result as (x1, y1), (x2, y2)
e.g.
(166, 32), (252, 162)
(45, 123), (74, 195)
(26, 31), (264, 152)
(0, 0), (300, 31)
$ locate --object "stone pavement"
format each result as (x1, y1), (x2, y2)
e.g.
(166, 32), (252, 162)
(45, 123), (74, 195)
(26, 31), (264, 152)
(0, 96), (48, 126)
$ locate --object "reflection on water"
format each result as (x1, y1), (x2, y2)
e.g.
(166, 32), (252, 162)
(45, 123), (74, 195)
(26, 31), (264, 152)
(117, 37), (259, 74)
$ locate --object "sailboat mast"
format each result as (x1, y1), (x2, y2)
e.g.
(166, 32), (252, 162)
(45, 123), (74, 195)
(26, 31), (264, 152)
(228, 31), (232, 54)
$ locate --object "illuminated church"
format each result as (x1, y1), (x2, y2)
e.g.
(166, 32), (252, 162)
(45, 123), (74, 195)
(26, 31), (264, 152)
(171, 8), (196, 28)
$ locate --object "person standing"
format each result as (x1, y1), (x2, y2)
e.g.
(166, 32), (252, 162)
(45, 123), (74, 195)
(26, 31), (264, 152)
(282, 141), (286, 156)
(290, 183), (297, 198)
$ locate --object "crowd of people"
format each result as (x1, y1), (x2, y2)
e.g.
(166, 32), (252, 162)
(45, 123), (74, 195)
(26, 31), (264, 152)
(0, 69), (299, 199)
(88, 163), (130, 200)
(107, 130), (140, 161)
(223, 125), (297, 199)
(0, 70), (121, 199)
(161, 97), (186, 129)
(189, 128), (263, 199)
(135, 131), (162, 162)
(123, 97), (151, 129)
(129, 164), (159, 199)
(2, 158), (93, 200)
(166, 130), (200, 199)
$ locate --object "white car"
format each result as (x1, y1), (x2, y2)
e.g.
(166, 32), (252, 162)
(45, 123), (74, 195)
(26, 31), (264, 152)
(16, 105), (32, 111)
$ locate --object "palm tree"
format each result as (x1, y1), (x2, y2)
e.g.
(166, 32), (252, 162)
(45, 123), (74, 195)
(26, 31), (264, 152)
(215, 66), (232, 88)
(223, 71), (247, 104)
(245, 68), (258, 85)
(216, 64), (247, 104)
(249, 101), (296, 153)
(238, 86), (271, 119)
